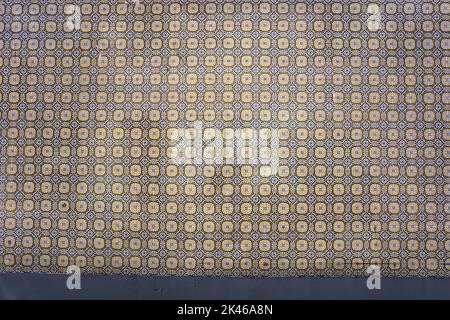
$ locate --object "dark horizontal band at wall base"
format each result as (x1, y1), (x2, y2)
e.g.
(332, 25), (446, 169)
(0, 273), (449, 300)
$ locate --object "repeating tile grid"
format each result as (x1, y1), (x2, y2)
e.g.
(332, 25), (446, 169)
(0, 0), (449, 277)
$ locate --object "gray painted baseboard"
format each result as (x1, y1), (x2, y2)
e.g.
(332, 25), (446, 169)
(0, 273), (449, 300)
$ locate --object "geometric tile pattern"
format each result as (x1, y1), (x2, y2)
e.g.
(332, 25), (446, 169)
(0, 0), (449, 277)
